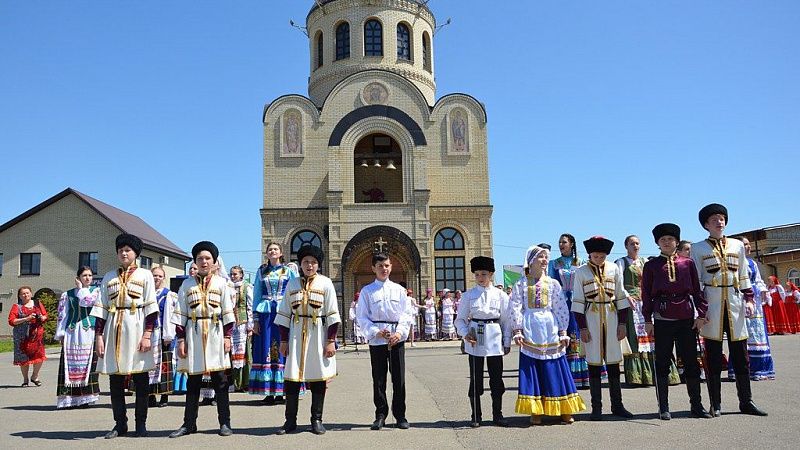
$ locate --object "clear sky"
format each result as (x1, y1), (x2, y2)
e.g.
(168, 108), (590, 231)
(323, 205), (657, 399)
(1, 1), (798, 281)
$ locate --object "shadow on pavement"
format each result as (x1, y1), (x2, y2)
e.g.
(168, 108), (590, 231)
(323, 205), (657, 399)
(11, 430), (103, 440)
(4, 403), (110, 411)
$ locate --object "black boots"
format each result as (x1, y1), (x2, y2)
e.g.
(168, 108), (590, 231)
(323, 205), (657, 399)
(277, 390), (300, 435)
(169, 424), (196, 438)
(469, 395), (482, 427)
(686, 378), (712, 418)
(491, 393), (508, 427)
(657, 376), (671, 420)
(104, 424), (127, 439)
(707, 371), (722, 417)
(310, 389), (326, 435)
(370, 416), (385, 430)
(588, 374), (603, 421)
(608, 365), (633, 418)
(739, 401), (768, 416)
(735, 376), (768, 416)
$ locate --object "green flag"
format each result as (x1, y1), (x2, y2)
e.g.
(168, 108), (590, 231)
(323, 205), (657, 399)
(503, 265), (524, 288)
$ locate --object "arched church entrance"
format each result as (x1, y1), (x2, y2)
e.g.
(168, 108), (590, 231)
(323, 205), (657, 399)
(340, 226), (421, 342)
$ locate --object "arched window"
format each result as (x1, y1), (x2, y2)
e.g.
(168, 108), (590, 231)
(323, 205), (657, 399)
(422, 31), (431, 72)
(397, 23), (411, 60)
(316, 32), (324, 69)
(434, 228), (465, 292)
(291, 230), (322, 261)
(364, 19), (383, 57)
(789, 268), (800, 287)
(434, 228), (464, 250)
(336, 22), (350, 60)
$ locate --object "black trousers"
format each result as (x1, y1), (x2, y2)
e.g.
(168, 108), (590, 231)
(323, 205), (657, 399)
(654, 319), (700, 379)
(704, 307), (751, 406)
(369, 343), (406, 420)
(184, 371), (230, 428)
(467, 355), (504, 420)
(109, 372), (149, 427)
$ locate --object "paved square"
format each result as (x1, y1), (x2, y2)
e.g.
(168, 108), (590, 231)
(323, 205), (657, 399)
(1, 336), (797, 448)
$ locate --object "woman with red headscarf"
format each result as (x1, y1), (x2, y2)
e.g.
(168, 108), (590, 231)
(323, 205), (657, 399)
(784, 281), (800, 334)
(766, 276), (790, 334)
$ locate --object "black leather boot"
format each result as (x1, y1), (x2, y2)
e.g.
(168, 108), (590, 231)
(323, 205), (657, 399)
(656, 377), (670, 420)
(108, 379), (128, 438)
(608, 365), (633, 418)
(588, 374), (603, 421)
(276, 390), (299, 435)
(134, 384), (149, 437)
(707, 371), (722, 417)
(491, 393), (508, 427)
(686, 378), (712, 418)
(735, 376), (767, 416)
(310, 389), (326, 435)
(469, 395), (482, 427)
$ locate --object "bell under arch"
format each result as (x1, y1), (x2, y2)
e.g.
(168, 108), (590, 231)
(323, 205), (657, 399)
(354, 133), (403, 203)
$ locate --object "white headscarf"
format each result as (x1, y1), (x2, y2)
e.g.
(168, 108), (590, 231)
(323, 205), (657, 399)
(523, 245), (549, 269)
(215, 256), (229, 281)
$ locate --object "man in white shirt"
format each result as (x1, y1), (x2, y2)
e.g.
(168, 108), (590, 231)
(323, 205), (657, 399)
(356, 253), (413, 430)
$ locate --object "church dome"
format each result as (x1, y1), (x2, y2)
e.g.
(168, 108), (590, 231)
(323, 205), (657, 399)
(306, 0), (436, 107)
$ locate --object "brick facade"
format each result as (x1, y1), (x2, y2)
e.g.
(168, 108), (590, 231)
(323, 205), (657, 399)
(262, 0), (493, 308)
(0, 192), (189, 336)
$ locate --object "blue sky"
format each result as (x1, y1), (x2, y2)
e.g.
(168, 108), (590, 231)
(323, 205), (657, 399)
(1, 1), (798, 281)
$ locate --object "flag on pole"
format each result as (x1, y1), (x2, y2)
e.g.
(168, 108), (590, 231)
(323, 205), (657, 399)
(503, 264), (524, 288)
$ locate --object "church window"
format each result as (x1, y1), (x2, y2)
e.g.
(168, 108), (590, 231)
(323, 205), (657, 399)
(397, 23), (411, 61)
(364, 19), (383, 57)
(291, 230), (322, 261)
(434, 228), (464, 250)
(789, 268), (800, 287)
(422, 31), (431, 72)
(434, 228), (465, 292)
(336, 22), (350, 60)
(316, 31), (324, 69)
(435, 257), (465, 292)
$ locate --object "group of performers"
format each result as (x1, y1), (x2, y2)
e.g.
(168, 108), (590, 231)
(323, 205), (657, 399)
(39, 202), (775, 439)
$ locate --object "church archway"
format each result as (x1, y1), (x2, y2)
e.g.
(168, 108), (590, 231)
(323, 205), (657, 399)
(340, 226), (422, 341)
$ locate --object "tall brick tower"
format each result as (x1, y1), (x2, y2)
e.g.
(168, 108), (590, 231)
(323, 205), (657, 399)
(261, 0), (493, 332)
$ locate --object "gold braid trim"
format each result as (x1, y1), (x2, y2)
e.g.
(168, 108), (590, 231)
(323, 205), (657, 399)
(662, 252), (677, 283)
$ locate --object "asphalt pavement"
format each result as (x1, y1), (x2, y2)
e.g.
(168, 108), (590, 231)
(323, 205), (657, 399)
(1, 336), (798, 449)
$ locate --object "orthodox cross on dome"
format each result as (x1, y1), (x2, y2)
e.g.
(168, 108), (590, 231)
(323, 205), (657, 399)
(374, 237), (388, 253)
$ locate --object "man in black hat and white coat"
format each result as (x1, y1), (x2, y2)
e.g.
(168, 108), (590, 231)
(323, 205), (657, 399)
(274, 245), (341, 435)
(91, 233), (159, 438)
(691, 203), (767, 417)
(455, 256), (512, 428)
(170, 241), (236, 438)
(571, 236), (633, 420)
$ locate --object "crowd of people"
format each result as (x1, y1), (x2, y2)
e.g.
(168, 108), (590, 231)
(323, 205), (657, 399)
(6, 202), (786, 437)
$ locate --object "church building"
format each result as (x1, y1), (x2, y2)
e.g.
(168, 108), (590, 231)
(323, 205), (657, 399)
(261, 0), (493, 305)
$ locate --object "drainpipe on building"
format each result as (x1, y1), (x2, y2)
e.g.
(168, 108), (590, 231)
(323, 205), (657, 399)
(766, 263), (778, 278)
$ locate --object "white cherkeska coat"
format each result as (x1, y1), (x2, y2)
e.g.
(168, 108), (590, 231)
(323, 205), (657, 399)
(571, 262), (630, 366)
(91, 267), (159, 375)
(275, 274), (341, 382)
(691, 238), (752, 342)
(173, 274), (236, 375)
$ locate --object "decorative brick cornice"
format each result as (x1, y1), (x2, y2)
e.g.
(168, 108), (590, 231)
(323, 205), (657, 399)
(311, 63), (436, 94)
(308, 0), (436, 28)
